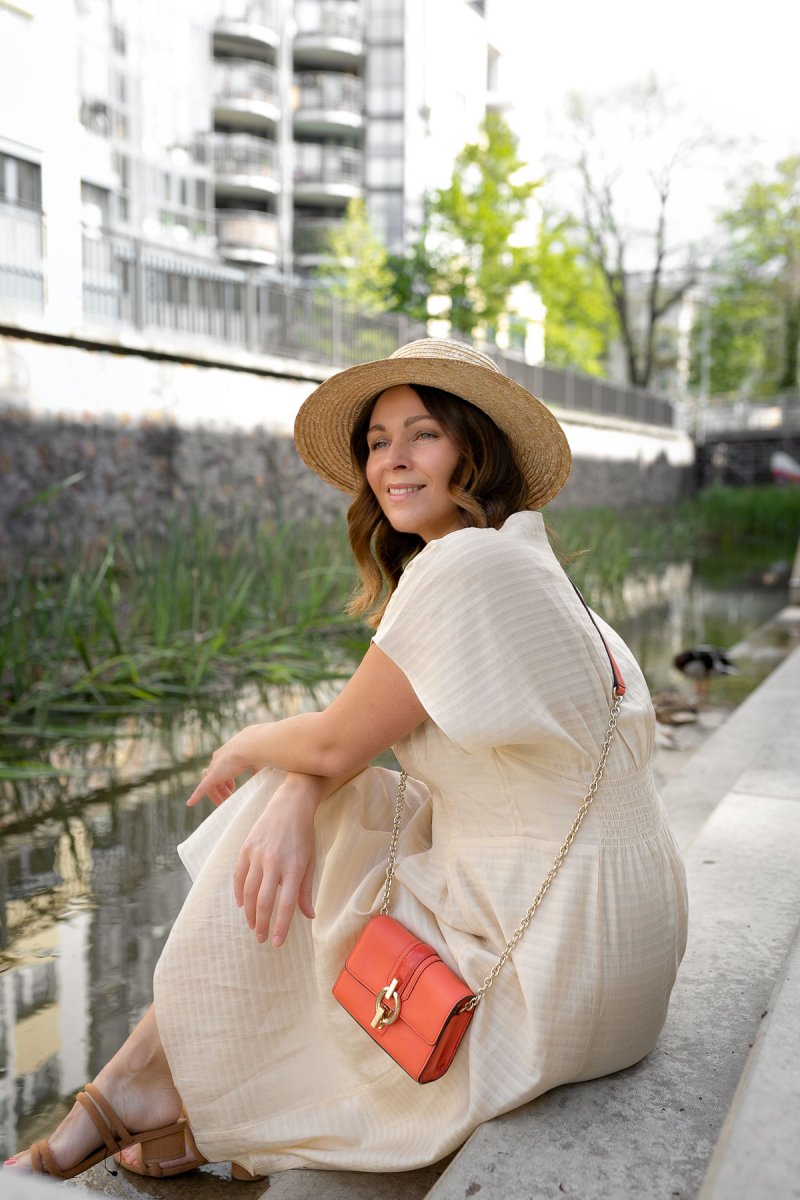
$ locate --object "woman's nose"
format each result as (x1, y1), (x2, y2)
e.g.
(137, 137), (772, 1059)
(384, 442), (410, 469)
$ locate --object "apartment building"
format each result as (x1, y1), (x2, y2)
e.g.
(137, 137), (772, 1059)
(0, 0), (503, 324)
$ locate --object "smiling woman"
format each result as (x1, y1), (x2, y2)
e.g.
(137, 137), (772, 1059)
(7, 339), (687, 1187)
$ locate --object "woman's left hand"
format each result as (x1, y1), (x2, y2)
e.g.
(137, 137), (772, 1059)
(186, 734), (253, 807)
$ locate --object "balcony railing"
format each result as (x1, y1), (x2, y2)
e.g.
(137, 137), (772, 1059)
(294, 144), (363, 187)
(0, 200), (45, 310)
(293, 217), (340, 257)
(294, 72), (364, 118)
(209, 133), (279, 188)
(216, 0), (280, 30)
(295, 1), (363, 44)
(214, 60), (279, 114)
(217, 210), (279, 256)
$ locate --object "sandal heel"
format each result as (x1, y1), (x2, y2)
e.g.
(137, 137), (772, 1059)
(232, 1163), (267, 1182)
(139, 1126), (187, 1165)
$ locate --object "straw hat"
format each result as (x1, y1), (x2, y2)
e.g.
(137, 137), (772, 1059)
(294, 338), (572, 508)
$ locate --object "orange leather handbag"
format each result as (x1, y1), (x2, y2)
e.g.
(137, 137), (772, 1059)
(332, 911), (475, 1083)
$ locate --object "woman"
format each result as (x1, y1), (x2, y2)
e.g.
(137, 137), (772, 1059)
(7, 338), (687, 1181)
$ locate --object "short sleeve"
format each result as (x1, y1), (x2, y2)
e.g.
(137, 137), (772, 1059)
(373, 525), (601, 754)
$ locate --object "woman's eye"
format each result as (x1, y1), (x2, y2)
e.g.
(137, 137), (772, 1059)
(415, 430), (437, 440)
(369, 438), (389, 451)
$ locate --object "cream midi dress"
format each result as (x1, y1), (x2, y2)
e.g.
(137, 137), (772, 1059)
(154, 510), (688, 1176)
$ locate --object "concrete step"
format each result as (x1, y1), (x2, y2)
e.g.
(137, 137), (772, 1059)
(697, 924), (800, 1200)
(426, 645), (800, 1200)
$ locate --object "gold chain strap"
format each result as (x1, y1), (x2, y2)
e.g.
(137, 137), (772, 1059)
(378, 690), (624, 1009)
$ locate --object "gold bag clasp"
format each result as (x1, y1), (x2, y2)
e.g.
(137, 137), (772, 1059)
(371, 978), (401, 1030)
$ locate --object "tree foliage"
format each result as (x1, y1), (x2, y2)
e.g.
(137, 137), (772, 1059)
(419, 112), (540, 335)
(315, 197), (394, 312)
(533, 211), (618, 376)
(692, 156), (800, 397)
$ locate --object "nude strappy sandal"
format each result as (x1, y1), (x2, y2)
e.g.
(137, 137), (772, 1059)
(115, 1117), (267, 1182)
(21, 1082), (188, 1181)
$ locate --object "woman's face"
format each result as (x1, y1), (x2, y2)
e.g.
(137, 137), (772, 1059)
(364, 385), (463, 543)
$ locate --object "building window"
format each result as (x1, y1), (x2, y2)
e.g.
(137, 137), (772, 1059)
(81, 181), (110, 230)
(0, 154), (42, 210)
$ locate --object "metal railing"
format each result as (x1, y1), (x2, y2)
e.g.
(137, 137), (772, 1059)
(294, 1), (363, 45)
(217, 210), (279, 253)
(294, 143), (363, 186)
(80, 230), (425, 363)
(0, 200), (45, 311)
(208, 132), (279, 181)
(213, 60), (279, 110)
(1, 225), (674, 427)
(294, 73), (364, 116)
(216, 0), (280, 30)
(293, 217), (340, 257)
(494, 353), (674, 428)
(693, 399), (800, 440)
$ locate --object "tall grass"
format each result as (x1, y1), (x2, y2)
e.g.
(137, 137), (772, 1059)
(0, 511), (359, 742)
(548, 485), (800, 597)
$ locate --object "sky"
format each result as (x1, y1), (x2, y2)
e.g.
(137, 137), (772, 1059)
(495, 0), (800, 250)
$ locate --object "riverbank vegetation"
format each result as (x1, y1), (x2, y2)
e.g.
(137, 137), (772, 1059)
(2, 485), (798, 779)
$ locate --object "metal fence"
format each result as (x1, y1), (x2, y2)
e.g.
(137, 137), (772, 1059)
(495, 353), (674, 428)
(0, 200), (45, 311)
(80, 232), (426, 365)
(5, 223), (674, 427)
(693, 399), (800, 440)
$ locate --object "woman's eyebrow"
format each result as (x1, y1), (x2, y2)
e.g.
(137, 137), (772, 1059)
(366, 415), (436, 434)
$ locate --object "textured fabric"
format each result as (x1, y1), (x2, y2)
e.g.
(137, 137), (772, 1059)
(154, 510), (688, 1176)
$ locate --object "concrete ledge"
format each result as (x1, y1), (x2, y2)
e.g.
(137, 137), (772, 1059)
(698, 926), (800, 1200)
(428, 648), (800, 1200)
(660, 643), (800, 851)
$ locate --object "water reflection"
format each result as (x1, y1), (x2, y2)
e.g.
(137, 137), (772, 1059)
(0, 568), (789, 1158)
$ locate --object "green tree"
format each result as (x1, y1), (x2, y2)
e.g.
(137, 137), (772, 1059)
(534, 211), (618, 376)
(315, 197), (394, 312)
(693, 156), (800, 397)
(423, 112), (540, 335)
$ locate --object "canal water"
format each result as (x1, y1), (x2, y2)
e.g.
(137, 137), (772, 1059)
(0, 562), (791, 1162)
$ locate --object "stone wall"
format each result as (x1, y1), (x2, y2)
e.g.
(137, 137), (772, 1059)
(0, 333), (695, 572)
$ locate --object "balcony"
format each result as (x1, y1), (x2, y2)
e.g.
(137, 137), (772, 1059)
(209, 133), (280, 200)
(293, 2), (364, 69)
(217, 209), (279, 266)
(214, 0), (280, 59)
(293, 73), (364, 136)
(293, 216), (341, 265)
(213, 61), (279, 131)
(293, 144), (363, 206)
(0, 200), (45, 311)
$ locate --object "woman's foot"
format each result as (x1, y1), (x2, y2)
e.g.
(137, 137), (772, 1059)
(5, 1060), (184, 1177)
(116, 1120), (206, 1178)
(5, 1074), (184, 1178)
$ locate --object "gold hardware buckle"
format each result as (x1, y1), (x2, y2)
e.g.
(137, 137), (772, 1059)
(370, 978), (401, 1030)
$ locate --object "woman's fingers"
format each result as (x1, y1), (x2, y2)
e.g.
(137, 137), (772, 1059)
(298, 859), (316, 921)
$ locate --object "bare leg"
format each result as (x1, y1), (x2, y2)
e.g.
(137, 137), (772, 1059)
(6, 1004), (182, 1174)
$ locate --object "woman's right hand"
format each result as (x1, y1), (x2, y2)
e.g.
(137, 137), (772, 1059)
(232, 774), (321, 947)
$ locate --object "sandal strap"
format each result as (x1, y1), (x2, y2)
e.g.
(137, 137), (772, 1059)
(31, 1139), (67, 1179)
(76, 1083), (133, 1154)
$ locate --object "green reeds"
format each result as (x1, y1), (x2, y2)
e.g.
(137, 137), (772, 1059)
(0, 511), (359, 741)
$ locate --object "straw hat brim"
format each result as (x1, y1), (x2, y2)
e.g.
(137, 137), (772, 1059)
(294, 356), (572, 510)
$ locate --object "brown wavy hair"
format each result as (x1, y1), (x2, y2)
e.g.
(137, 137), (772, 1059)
(346, 384), (530, 626)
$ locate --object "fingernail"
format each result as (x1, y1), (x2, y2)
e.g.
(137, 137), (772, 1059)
(4, 1157), (17, 1165)
(272, 935), (283, 947)
(256, 934), (266, 943)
